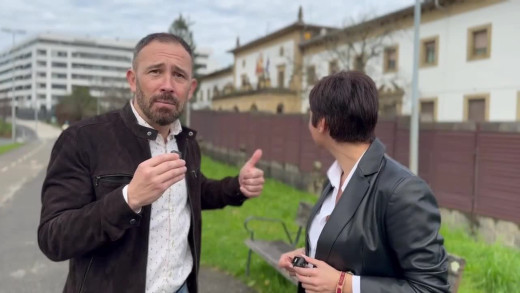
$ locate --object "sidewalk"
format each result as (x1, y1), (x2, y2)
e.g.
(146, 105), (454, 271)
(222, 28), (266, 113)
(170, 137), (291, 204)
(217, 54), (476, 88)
(199, 267), (256, 293)
(14, 119), (62, 140)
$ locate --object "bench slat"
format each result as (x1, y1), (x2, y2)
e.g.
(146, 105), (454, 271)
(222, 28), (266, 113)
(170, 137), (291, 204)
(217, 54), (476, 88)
(245, 239), (298, 284)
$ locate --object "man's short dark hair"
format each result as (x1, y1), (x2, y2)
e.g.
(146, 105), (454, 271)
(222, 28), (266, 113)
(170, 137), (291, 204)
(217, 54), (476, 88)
(132, 33), (193, 70)
(309, 71), (378, 143)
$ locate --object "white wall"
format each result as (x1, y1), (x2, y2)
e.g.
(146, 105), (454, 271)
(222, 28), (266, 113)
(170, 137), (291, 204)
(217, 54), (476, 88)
(195, 72), (233, 110)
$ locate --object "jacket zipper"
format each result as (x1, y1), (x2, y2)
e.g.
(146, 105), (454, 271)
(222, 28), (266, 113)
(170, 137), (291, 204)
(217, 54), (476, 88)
(94, 174), (133, 187)
(78, 257), (94, 293)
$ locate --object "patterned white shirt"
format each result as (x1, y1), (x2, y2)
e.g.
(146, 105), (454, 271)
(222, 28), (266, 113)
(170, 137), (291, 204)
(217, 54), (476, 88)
(123, 101), (193, 293)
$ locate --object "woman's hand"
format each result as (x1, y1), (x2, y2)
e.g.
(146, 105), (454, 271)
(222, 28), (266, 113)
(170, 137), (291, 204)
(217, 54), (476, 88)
(293, 255), (347, 293)
(277, 247), (305, 276)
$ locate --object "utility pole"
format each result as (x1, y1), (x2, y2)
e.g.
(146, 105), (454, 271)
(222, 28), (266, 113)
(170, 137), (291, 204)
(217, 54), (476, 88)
(1, 28), (26, 142)
(409, 0), (421, 174)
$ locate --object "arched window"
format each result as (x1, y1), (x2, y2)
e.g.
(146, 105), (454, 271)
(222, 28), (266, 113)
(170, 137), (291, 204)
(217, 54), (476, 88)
(250, 104), (258, 112)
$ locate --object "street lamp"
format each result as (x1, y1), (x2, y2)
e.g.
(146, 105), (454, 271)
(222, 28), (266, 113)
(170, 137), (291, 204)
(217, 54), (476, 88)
(409, 0), (421, 174)
(1, 28), (26, 142)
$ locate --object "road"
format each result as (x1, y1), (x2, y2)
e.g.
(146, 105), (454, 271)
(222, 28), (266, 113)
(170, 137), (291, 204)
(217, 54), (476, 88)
(0, 121), (67, 293)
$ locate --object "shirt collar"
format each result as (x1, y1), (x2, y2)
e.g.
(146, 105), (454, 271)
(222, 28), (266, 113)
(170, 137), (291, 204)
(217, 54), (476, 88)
(326, 151), (366, 192)
(130, 99), (182, 137)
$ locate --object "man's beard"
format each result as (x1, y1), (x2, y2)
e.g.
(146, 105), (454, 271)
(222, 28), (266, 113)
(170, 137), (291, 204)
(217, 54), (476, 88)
(135, 85), (184, 126)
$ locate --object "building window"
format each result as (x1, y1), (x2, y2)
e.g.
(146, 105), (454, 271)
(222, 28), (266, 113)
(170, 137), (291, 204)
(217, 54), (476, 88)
(420, 99), (437, 122)
(51, 84), (67, 90)
(241, 74), (250, 87)
(329, 60), (339, 75)
(51, 62), (67, 68)
(37, 49), (46, 56)
(464, 94), (489, 122)
(242, 59), (246, 68)
(38, 83), (46, 89)
(52, 51), (67, 57)
(250, 104), (258, 112)
(276, 103), (284, 114)
(52, 73), (67, 79)
(37, 72), (46, 78)
(279, 46), (284, 57)
(207, 89), (210, 101)
(37, 61), (47, 67)
(306, 66), (316, 86)
(383, 46), (398, 73)
(420, 36), (439, 67)
(467, 23), (492, 61)
(277, 65), (285, 88)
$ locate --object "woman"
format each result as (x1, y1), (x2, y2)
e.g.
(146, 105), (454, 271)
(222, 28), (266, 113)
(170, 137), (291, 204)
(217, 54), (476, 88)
(278, 71), (449, 293)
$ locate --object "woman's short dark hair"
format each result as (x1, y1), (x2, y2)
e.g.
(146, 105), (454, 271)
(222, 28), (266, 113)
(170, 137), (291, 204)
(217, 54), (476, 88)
(309, 71), (378, 143)
(132, 33), (193, 70)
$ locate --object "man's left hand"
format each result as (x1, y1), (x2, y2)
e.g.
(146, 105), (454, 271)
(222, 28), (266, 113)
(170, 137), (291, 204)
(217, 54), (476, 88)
(239, 149), (264, 198)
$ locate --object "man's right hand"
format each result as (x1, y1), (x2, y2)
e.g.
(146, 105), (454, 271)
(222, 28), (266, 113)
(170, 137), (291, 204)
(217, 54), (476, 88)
(127, 153), (186, 211)
(278, 247), (305, 276)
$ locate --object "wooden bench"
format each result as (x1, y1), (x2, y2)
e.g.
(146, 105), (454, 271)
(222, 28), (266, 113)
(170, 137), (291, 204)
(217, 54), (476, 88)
(243, 201), (466, 292)
(244, 201), (312, 285)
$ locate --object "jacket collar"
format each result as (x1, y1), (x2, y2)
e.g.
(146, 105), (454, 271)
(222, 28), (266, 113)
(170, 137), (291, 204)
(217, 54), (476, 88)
(310, 138), (386, 261)
(357, 138), (386, 176)
(119, 101), (197, 141)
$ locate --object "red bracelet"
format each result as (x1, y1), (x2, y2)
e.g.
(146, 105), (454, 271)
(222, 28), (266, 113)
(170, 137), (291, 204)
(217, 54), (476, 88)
(336, 271), (346, 293)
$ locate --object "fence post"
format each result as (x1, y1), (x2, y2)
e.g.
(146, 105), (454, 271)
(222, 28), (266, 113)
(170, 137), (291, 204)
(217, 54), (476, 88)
(470, 123), (480, 235)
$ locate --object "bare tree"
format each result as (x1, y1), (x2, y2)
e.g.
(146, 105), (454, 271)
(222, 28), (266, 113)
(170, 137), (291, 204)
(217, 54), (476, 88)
(322, 13), (398, 75)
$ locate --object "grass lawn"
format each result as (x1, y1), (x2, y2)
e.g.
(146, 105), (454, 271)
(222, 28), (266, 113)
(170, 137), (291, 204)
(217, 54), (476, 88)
(200, 156), (520, 293)
(0, 120), (12, 138)
(0, 142), (22, 155)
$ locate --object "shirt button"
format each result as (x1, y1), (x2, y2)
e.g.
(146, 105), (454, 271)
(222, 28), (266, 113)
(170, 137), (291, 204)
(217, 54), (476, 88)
(147, 131), (152, 136)
(129, 218), (137, 225)
(188, 131), (193, 136)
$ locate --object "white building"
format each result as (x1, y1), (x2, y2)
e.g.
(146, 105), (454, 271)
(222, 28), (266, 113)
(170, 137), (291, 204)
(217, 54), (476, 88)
(301, 0), (520, 122)
(193, 66), (233, 110)
(195, 47), (219, 75)
(0, 34), (135, 113)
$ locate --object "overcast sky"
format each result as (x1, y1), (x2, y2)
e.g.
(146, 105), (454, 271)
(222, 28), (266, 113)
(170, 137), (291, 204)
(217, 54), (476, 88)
(0, 0), (414, 68)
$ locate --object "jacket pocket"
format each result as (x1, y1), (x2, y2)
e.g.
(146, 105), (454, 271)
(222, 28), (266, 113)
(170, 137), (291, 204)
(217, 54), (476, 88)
(94, 174), (133, 187)
(94, 173), (133, 199)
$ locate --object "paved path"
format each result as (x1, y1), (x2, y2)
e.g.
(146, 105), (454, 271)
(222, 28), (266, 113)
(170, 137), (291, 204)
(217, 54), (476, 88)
(0, 119), (256, 293)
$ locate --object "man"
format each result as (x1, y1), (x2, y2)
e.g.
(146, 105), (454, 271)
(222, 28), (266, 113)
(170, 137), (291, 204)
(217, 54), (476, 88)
(278, 71), (449, 292)
(38, 33), (265, 293)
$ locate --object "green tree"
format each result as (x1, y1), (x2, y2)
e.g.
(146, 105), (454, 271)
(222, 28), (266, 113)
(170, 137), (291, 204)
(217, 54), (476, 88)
(168, 14), (196, 53)
(54, 86), (97, 124)
(168, 14), (201, 125)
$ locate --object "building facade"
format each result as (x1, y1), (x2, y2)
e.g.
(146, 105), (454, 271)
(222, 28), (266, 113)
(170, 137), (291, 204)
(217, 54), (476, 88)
(301, 0), (519, 122)
(198, 0), (520, 122)
(193, 66), (233, 110)
(199, 7), (335, 113)
(0, 34), (134, 114)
